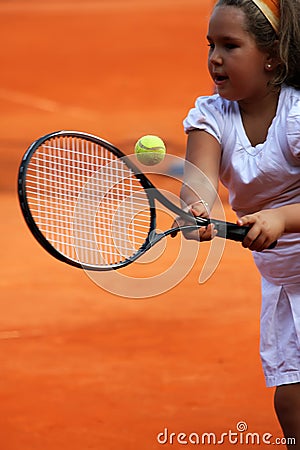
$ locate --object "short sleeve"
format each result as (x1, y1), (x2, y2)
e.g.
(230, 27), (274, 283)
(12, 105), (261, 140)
(287, 101), (300, 159)
(183, 94), (225, 143)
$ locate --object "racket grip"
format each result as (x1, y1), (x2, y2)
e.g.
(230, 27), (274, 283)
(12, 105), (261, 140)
(210, 219), (247, 241)
(210, 219), (277, 249)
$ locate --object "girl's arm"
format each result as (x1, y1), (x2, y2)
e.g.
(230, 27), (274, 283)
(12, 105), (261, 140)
(281, 204), (300, 232)
(172, 129), (222, 241)
(180, 129), (221, 210)
(238, 204), (300, 251)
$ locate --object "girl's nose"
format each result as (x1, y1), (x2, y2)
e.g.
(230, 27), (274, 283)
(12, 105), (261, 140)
(209, 48), (222, 66)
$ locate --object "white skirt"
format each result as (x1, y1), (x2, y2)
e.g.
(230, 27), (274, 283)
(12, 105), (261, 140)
(260, 278), (300, 387)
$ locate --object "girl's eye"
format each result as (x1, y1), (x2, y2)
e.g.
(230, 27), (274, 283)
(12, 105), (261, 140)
(207, 43), (238, 51)
(225, 43), (238, 50)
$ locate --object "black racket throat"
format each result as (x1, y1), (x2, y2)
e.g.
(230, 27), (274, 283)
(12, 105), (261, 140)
(147, 188), (249, 241)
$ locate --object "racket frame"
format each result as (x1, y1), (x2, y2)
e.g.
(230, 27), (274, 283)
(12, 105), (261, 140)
(18, 130), (162, 270)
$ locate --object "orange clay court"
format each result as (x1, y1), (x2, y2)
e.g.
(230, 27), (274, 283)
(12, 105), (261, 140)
(0, 1), (283, 449)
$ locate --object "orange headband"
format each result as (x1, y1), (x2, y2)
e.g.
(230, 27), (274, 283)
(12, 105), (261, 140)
(251, 0), (280, 33)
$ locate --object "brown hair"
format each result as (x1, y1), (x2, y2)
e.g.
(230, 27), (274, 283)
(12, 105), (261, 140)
(214, 0), (300, 89)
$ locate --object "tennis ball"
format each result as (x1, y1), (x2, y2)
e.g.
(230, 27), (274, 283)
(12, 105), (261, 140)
(134, 135), (166, 166)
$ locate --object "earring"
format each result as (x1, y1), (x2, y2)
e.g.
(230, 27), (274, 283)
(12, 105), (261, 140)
(266, 63), (272, 70)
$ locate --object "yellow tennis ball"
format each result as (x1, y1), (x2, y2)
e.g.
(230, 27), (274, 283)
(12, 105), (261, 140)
(134, 135), (166, 166)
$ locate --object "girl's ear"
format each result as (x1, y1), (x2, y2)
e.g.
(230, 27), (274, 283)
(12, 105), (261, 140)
(265, 40), (281, 71)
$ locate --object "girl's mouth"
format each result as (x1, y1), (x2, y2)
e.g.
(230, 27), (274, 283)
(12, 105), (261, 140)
(214, 75), (228, 84)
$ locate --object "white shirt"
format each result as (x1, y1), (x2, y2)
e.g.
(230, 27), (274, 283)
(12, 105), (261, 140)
(183, 85), (300, 284)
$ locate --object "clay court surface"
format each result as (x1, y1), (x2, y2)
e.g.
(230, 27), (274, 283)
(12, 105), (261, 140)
(0, 1), (284, 448)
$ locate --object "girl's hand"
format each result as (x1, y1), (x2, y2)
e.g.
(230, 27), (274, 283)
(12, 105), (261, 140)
(170, 201), (217, 241)
(238, 208), (285, 251)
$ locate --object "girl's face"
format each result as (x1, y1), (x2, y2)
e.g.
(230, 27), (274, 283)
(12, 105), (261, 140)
(207, 6), (273, 104)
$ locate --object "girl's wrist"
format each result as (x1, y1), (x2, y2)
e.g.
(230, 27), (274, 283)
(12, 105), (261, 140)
(183, 199), (210, 214)
(192, 199), (210, 212)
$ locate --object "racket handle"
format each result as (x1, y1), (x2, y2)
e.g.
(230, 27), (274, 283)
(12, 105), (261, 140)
(210, 219), (247, 240)
(210, 219), (277, 249)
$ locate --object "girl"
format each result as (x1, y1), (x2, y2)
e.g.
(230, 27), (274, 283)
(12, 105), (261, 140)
(174, 0), (300, 447)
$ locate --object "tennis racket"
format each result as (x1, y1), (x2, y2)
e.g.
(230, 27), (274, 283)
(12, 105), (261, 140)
(18, 130), (274, 271)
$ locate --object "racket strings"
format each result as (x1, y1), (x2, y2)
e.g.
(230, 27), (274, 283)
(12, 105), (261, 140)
(25, 136), (151, 267)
